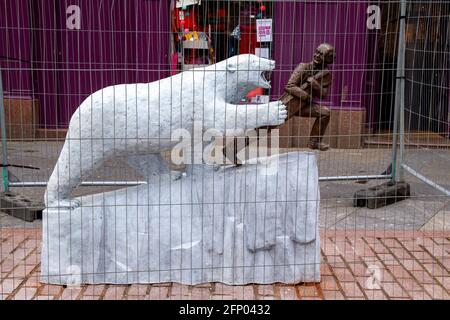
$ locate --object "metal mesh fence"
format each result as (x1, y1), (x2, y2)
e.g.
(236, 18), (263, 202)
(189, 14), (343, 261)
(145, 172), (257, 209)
(0, 0), (449, 300)
(401, 1), (450, 198)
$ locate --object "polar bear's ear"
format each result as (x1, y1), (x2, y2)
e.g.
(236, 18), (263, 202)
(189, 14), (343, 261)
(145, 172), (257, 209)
(227, 63), (237, 73)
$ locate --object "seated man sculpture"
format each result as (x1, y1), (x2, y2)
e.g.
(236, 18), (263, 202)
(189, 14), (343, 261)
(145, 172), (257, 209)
(45, 54), (287, 209)
(280, 43), (336, 151)
(222, 43), (336, 166)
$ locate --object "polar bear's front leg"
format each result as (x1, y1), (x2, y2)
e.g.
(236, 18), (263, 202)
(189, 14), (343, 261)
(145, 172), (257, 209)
(217, 101), (287, 131)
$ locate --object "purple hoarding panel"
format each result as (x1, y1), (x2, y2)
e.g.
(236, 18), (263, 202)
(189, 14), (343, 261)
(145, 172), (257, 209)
(51, 0), (169, 128)
(31, 0), (60, 128)
(1, 0), (169, 128)
(0, 0), (33, 98)
(53, 0), (169, 128)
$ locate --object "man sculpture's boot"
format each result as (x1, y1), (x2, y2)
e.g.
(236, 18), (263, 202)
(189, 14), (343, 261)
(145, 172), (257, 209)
(307, 138), (330, 151)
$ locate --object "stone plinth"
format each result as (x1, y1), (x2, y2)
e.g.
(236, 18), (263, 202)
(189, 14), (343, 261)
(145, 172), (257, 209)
(41, 152), (321, 285)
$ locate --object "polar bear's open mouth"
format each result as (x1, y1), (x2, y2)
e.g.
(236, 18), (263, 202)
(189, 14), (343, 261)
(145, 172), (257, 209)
(260, 71), (272, 88)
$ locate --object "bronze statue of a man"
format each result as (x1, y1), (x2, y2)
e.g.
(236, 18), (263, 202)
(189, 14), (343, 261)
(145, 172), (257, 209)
(222, 43), (336, 165)
(280, 43), (336, 151)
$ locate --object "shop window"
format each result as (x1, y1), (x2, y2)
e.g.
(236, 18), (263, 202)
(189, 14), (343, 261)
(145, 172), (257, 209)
(170, 1), (273, 102)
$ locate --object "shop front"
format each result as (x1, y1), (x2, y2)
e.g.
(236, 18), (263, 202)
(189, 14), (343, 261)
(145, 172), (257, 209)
(1, 0), (373, 148)
(170, 0), (275, 104)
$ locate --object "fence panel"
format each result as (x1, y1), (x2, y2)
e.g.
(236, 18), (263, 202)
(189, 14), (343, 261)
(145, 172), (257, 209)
(0, 0), (449, 301)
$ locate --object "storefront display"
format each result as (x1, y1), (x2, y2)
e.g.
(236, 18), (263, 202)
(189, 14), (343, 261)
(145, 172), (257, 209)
(169, 0), (273, 101)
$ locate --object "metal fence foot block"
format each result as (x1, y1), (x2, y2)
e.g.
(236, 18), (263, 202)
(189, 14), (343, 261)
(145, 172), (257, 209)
(0, 192), (44, 222)
(353, 181), (410, 209)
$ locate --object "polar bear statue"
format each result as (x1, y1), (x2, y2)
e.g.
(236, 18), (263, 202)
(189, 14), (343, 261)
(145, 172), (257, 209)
(45, 54), (287, 209)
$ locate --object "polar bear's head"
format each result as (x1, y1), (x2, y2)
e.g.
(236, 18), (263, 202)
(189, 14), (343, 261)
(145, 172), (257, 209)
(214, 54), (275, 89)
(225, 54), (275, 89)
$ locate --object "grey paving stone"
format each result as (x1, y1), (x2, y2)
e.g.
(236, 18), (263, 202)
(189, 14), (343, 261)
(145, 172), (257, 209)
(334, 199), (446, 230)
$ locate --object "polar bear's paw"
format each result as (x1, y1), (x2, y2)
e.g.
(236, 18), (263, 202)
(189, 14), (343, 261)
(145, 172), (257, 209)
(46, 198), (81, 210)
(267, 101), (288, 126)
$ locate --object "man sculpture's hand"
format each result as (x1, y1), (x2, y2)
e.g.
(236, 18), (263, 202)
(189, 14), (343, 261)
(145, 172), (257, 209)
(307, 76), (329, 99)
(301, 93), (313, 104)
(307, 77), (322, 92)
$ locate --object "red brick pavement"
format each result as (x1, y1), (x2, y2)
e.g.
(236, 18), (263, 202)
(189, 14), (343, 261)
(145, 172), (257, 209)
(1, 229), (449, 300)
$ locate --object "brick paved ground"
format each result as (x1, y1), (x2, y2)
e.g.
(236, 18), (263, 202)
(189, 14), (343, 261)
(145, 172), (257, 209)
(1, 228), (449, 300)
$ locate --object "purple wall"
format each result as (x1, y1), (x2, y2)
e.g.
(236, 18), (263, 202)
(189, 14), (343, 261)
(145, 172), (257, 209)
(272, 1), (369, 110)
(30, 0), (60, 128)
(2, 0), (372, 128)
(0, 0), (33, 98)
(55, 0), (170, 127)
(1, 0), (169, 128)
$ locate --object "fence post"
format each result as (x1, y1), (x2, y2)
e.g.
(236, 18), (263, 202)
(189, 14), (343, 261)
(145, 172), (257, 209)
(398, 0), (407, 181)
(0, 68), (9, 192)
(391, 0), (407, 183)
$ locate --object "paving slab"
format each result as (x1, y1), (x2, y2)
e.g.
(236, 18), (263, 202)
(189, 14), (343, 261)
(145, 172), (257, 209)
(334, 199), (447, 230)
(2, 228), (449, 300)
(421, 203), (450, 231)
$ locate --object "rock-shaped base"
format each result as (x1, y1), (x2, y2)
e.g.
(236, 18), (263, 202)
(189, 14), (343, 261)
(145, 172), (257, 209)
(41, 152), (321, 285)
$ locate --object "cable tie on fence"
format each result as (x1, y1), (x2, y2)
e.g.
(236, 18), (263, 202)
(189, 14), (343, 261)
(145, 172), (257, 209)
(399, 15), (407, 20)
(396, 76), (406, 79)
